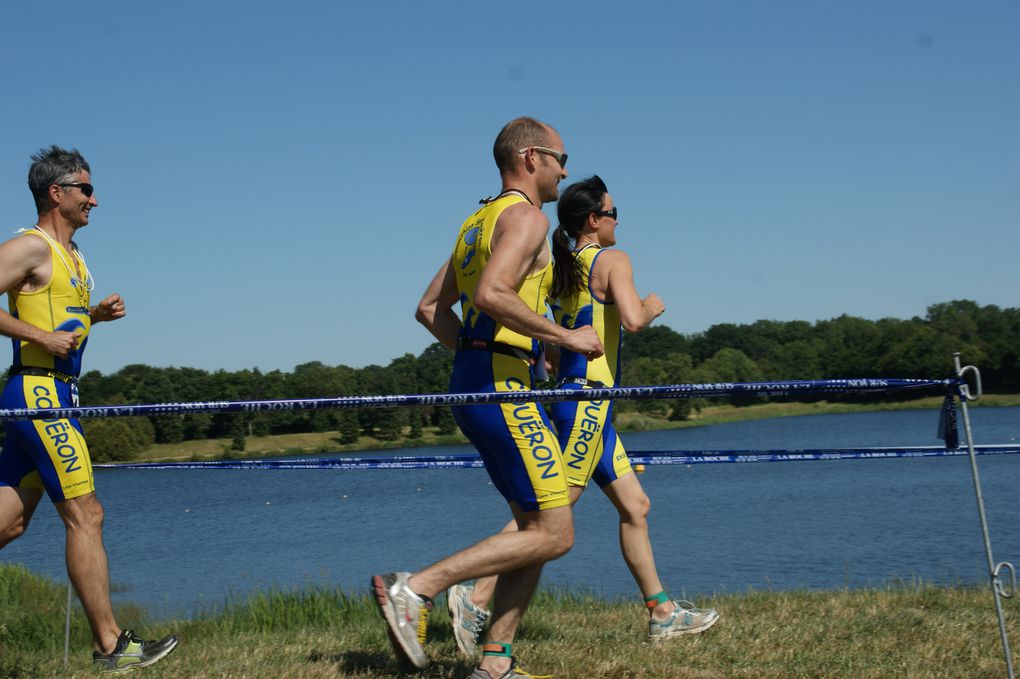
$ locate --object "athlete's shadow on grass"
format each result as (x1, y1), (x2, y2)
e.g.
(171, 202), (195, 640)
(306, 619), (477, 674)
(308, 648), (389, 671)
(308, 649), (474, 676)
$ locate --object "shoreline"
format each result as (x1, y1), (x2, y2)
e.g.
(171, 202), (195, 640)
(123, 393), (1020, 464)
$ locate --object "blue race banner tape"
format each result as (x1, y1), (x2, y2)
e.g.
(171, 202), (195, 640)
(93, 444), (1018, 470)
(0, 376), (958, 421)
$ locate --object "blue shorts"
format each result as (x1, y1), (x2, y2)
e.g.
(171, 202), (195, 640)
(0, 375), (94, 502)
(450, 350), (569, 512)
(551, 384), (633, 489)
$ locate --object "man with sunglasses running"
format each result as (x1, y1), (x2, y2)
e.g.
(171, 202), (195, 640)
(0, 146), (178, 671)
(372, 117), (603, 679)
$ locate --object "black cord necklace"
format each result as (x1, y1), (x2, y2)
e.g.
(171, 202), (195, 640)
(479, 188), (533, 205)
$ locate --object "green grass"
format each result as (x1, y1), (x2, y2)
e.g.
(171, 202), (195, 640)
(129, 429), (470, 463)
(2, 564), (1016, 678)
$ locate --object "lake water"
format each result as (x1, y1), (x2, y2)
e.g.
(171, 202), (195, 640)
(2, 407), (1018, 620)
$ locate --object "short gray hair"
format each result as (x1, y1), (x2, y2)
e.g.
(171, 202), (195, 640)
(28, 145), (91, 212)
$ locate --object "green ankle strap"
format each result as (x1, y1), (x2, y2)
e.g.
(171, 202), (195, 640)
(482, 642), (512, 658)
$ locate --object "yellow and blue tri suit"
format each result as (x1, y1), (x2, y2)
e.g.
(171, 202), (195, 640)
(450, 192), (569, 512)
(0, 228), (94, 502)
(550, 244), (633, 488)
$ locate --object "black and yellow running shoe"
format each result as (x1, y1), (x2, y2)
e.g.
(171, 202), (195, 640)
(92, 629), (179, 672)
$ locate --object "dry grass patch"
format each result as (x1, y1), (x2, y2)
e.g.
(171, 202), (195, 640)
(4, 561), (1017, 678)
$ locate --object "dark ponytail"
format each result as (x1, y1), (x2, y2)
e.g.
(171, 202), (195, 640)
(550, 175), (608, 300)
(550, 224), (580, 300)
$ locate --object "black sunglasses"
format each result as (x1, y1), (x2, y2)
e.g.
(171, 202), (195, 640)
(593, 206), (618, 220)
(59, 182), (94, 198)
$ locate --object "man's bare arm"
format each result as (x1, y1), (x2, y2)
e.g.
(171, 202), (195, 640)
(476, 206), (604, 357)
(416, 257), (462, 350)
(0, 235), (80, 358)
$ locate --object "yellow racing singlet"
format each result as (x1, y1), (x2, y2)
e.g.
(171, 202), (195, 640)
(449, 194), (569, 511)
(7, 229), (92, 377)
(553, 244), (621, 386)
(551, 244), (632, 489)
(452, 193), (552, 355)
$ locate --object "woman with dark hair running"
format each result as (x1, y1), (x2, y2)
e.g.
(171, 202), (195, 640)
(448, 176), (719, 657)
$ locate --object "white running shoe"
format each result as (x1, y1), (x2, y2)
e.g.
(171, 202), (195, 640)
(648, 600), (720, 641)
(448, 583), (490, 658)
(371, 572), (431, 670)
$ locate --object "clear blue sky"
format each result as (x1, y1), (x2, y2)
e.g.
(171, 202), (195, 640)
(2, 1), (1017, 375)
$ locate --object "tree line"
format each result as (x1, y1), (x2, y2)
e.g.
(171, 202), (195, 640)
(2, 300), (1015, 461)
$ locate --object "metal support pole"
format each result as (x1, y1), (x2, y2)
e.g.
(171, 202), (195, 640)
(954, 353), (1015, 678)
(64, 580), (72, 667)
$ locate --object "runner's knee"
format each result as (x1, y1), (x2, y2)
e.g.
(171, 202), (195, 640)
(0, 489), (41, 546)
(523, 508), (574, 559)
(0, 517), (29, 546)
(59, 494), (105, 533)
(540, 516), (574, 559)
(619, 491), (651, 524)
(635, 492), (652, 520)
(549, 527), (573, 559)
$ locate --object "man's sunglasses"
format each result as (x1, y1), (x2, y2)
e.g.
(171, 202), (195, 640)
(59, 182), (94, 198)
(594, 207), (618, 220)
(519, 146), (568, 169)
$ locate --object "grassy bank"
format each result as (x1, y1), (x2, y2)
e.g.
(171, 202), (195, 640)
(1, 564), (1016, 678)
(128, 394), (1020, 463)
(128, 428), (470, 463)
(616, 392), (1020, 432)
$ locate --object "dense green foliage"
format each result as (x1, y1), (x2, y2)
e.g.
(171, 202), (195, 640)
(4, 300), (1014, 459)
(623, 300), (1020, 386)
(72, 346), (456, 461)
(618, 299), (1020, 417)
